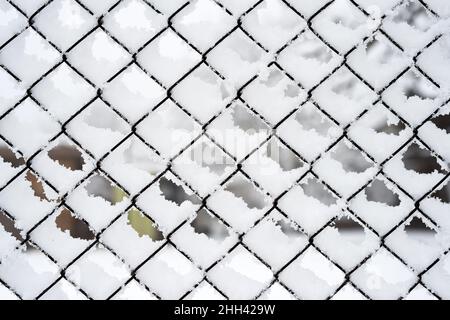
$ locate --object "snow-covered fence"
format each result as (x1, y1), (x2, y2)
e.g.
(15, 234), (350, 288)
(0, 0), (450, 300)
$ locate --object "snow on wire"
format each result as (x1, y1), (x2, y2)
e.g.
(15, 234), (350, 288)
(1, 0), (450, 300)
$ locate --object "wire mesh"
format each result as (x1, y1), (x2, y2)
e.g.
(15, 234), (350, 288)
(0, 0), (450, 300)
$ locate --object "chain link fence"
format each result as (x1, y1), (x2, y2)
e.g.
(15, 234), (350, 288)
(0, 0), (450, 300)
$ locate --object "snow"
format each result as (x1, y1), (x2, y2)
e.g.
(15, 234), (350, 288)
(279, 246), (345, 299)
(286, 0), (332, 19)
(101, 209), (165, 268)
(173, 0), (236, 52)
(111, 280), (157, 300)
(206, 102), (270, 160)
(422, 253), (450, 299)
(102, 64), (165, 123)
(0, 99), (60, 157)
(313, 66), (378, 125)
(350, 176), (415, 235)
(420, 177), (450, 232)
(314, 215), (380, 271)
(277, 101), (342, 161)
(404, 284), (437, 300)
(0, 171), (58, 231)
(32, 136), (96, 193)
(137, 100), (202, 159)
(136, 244), (203, 299)
(424, 0), (450, 18)
(32, 63), (96, 122)
(184, 281), (226, 300)
(207, 29), (271, 88)
(278, 174), (343, 235)
(218, 0), (259, 17)
(0, 283), (19, 300)
(137, 29), (201, 87)
(331, 284), (367, 300)
(347, 33), (411, 91)
(384, 215), (445, 272)
(351, 248), (417, 300)
(66, 99), (130, 159)
(312, 0), (375, 54)
(208, 245), (273, 299)
(258, 282), (296, 300)
(314, 139), (377, 198)
(0, 214), (21, 260)
(0, 0), (27, 50)
(172, 136), (236, 196)
(383, 140), (448, 199)
(242, 137), (309, 196)
(33, 0), (96, 51)
(382, 1), (445, 55)
(0, 248), (60, 299)
(65, 173), (130, 231)
(136, 172), (201, 234)
(103, 0), (166, 52)
(207, 173), (272, 233)
(100, 136), (166, 195)
(68, 30), (130, 86)
(278, 30), (344, 89)
(172, 63), (235, 123)
(39, 278), (88, 300)
(419, 103), (450, 162)
(382, 69), (443, 126)
(0, 140), (25, 187)
(242, 65), (307, 125)
(243, 209), (308, 271)
(77, 0), (118, 17)
(9, 0), (49, 17)
(0, 28), (60, 85)
(171, 208), (239, 269)
(417, 34), (450, 88)
(0, 68), (25, 115)
(348, 103), (413, 162)
(66, 245), (131, 299)
(354, 0), (402, 14)
(242, 0), (306, 51)
(30, 207), (94, 267)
